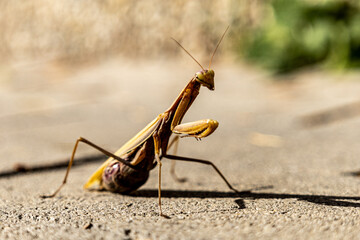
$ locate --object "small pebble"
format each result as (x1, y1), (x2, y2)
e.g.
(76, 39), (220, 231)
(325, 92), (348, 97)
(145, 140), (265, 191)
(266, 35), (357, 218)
(83, 222), (93, 230)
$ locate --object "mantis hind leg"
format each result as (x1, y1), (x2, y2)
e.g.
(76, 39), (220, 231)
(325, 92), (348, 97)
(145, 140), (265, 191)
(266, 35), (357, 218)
(41, 137), (136, 198)
(163, 154), (239, 193)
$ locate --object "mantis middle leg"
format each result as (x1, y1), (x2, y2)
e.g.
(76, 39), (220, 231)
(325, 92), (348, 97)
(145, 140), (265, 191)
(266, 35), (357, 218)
(163, 154), (239, 193)
(167, 136), (187, 183)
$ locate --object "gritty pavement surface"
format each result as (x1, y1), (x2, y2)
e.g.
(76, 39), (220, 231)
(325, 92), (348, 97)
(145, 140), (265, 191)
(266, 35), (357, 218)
(0, 58), (360, 239)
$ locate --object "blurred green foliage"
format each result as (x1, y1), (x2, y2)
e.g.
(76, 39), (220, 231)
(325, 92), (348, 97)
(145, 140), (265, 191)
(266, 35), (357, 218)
(238, 0), (360, 74)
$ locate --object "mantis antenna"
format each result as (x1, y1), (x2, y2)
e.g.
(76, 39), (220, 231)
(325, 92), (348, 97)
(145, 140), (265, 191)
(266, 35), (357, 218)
(209, 25), (230, 69)
(171, 37), (205, 71)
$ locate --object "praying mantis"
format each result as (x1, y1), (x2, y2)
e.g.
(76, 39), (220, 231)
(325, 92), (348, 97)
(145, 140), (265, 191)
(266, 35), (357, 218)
(43, 26), (239, 218)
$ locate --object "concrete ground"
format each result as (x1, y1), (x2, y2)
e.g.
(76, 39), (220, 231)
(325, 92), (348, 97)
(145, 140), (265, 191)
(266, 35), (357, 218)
(0, 58), (359, 239)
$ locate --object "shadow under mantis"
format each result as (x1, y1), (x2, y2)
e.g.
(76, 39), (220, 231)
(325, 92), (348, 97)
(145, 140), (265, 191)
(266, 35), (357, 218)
(1, 154), (359, 209)
(130, 188), (360, 209)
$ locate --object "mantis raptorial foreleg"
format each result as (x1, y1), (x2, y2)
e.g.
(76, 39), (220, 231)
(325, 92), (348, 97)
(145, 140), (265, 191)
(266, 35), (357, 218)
(168, 119), (219, 183)
(163, 154), (239, 193)
(41, 137), (137, 198)
(172, 119), (219, 139)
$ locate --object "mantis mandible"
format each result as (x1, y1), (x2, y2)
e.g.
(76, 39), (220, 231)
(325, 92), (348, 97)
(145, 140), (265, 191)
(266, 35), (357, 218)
(43, 26), (239, 217)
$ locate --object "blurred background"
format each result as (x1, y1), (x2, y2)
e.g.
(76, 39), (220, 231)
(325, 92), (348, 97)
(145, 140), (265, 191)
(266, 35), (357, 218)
(1, 0), (360, 169)
(0, 0), (360, 72)
(1, 0), (360, 170)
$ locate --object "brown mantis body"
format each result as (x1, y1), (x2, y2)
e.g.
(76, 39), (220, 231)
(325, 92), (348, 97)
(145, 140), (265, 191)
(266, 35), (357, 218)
(43, 27), (238, 217)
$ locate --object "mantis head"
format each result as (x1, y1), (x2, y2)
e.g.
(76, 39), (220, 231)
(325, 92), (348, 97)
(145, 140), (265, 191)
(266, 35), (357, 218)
(172, 26), (229, 92)
(195, 69), (215, 90)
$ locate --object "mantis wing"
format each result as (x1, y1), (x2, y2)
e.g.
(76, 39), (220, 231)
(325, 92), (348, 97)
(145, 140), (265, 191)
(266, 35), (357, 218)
(84, 115), (162, 189)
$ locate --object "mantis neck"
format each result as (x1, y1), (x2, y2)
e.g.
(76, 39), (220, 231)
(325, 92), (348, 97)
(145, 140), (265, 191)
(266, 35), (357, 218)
(166, 78), (201, 126)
